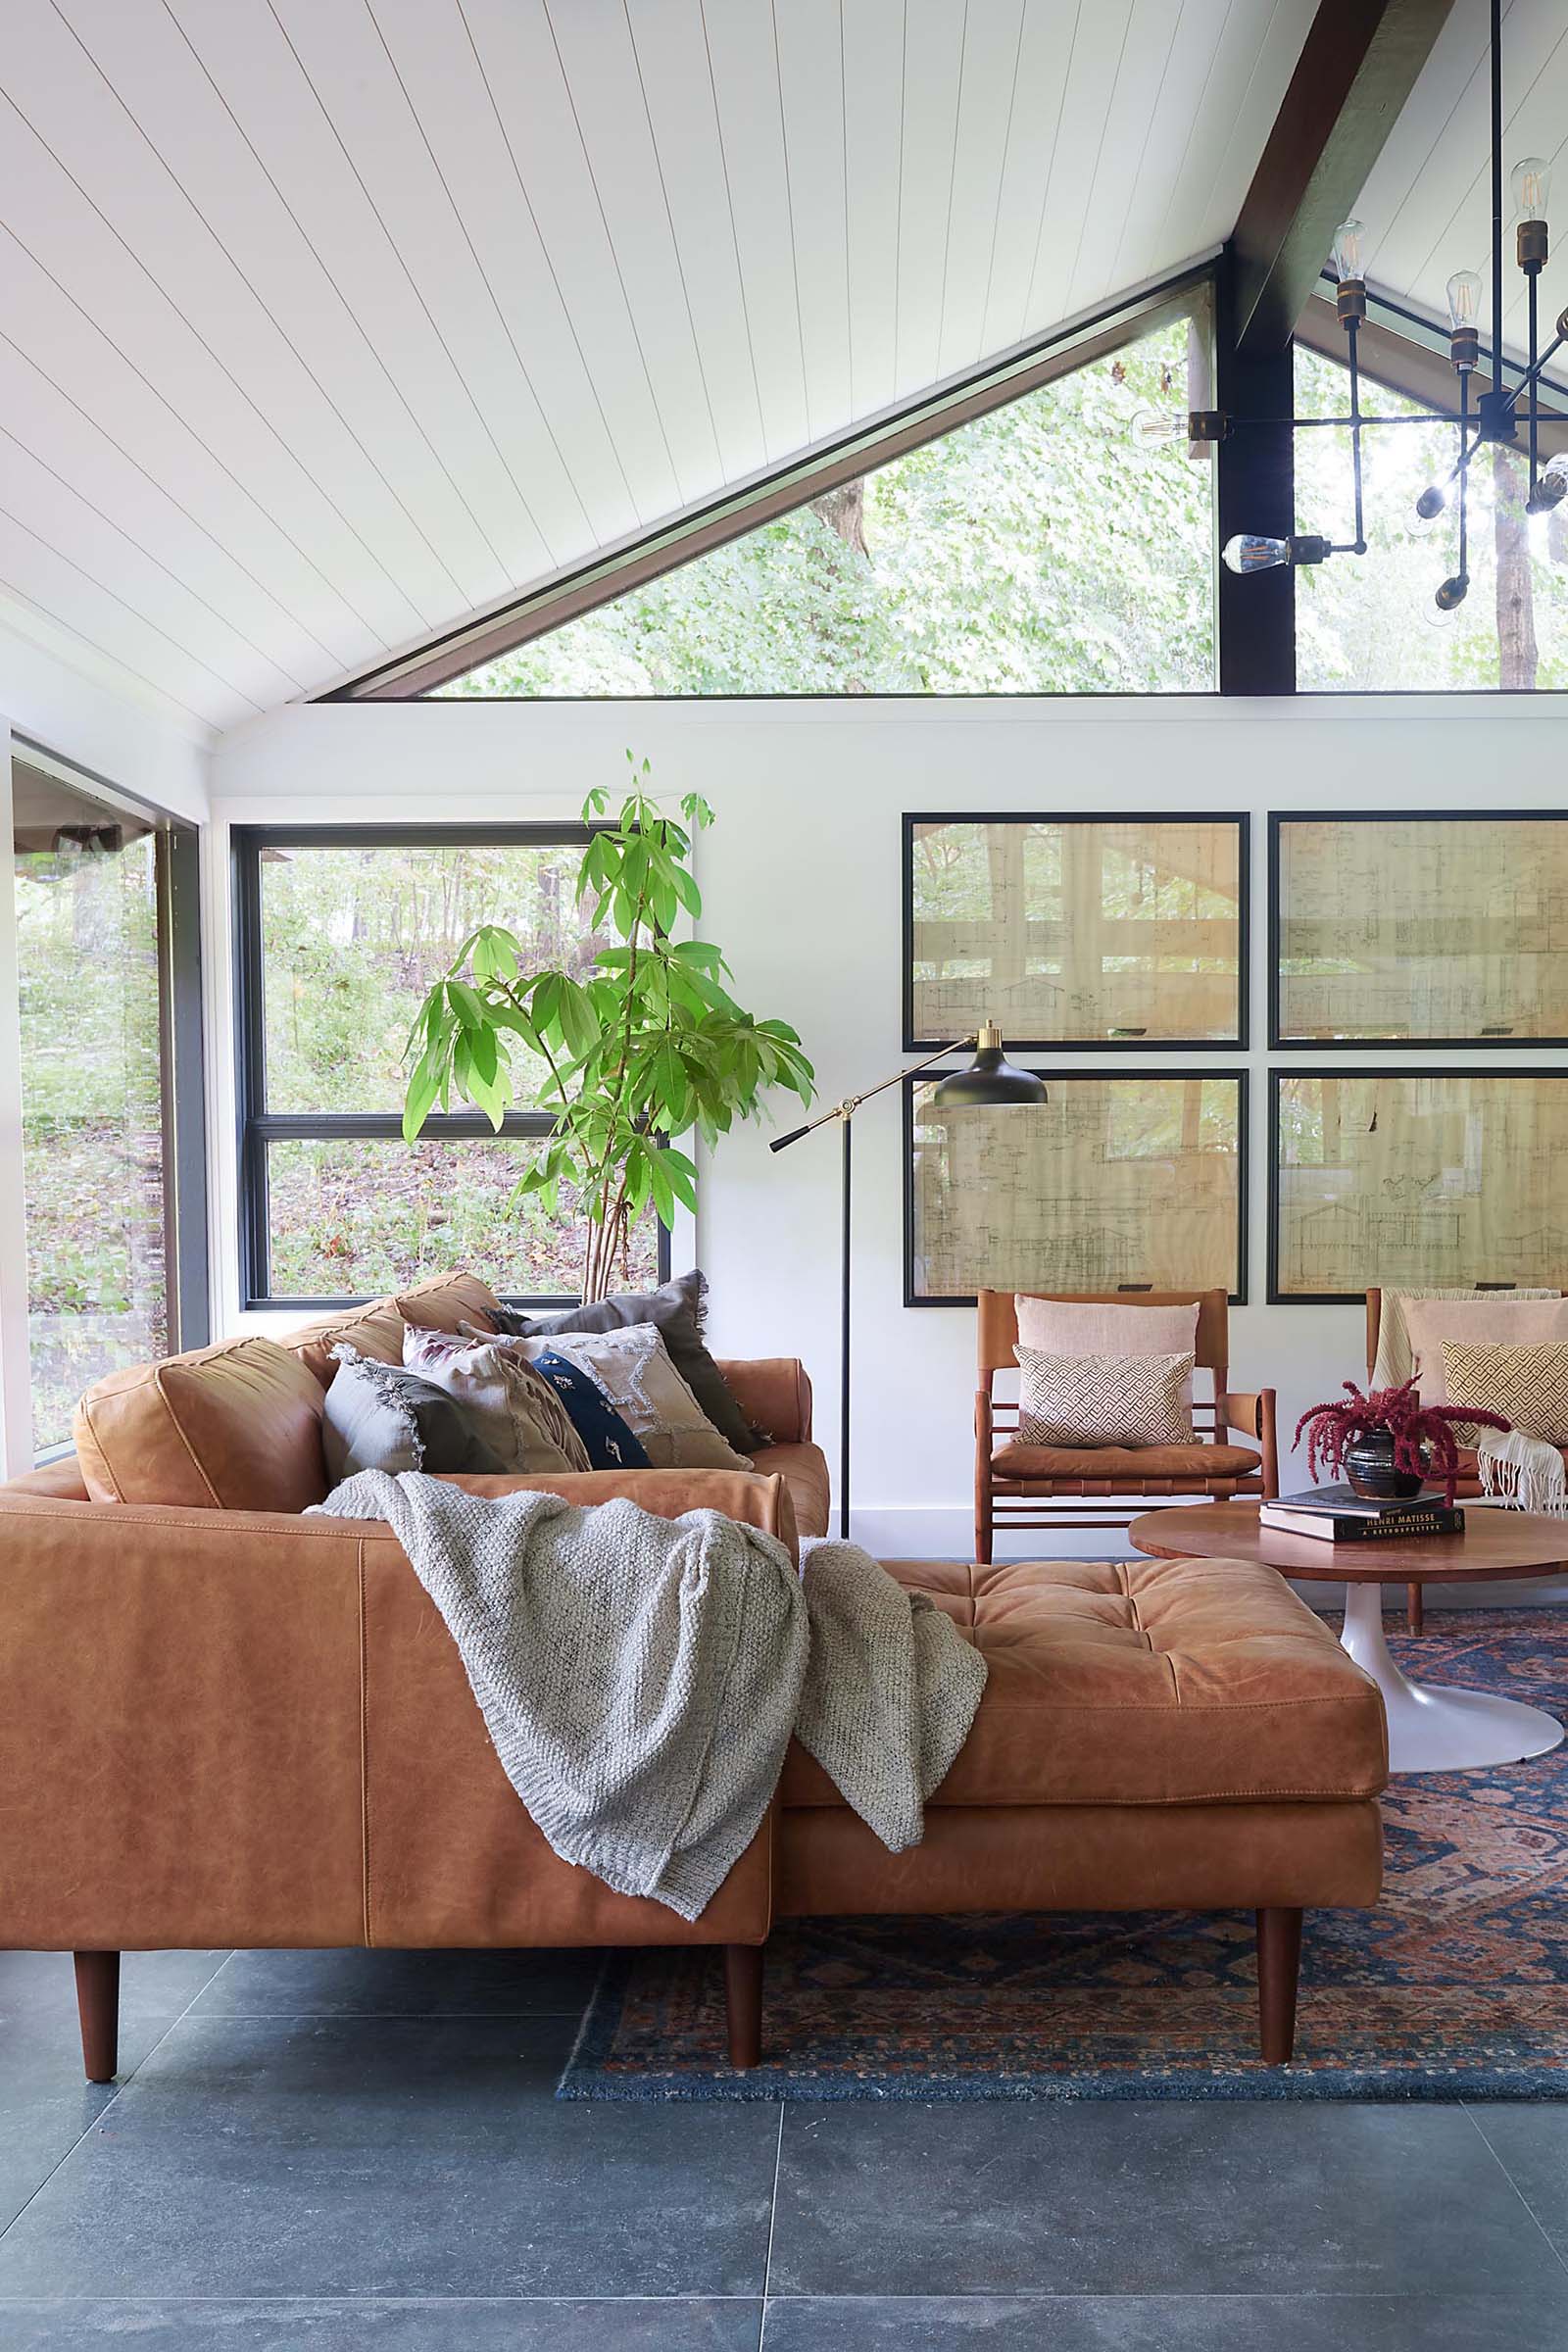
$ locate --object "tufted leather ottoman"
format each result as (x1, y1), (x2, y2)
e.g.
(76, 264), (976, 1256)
(778, 1550), (1388, 2063)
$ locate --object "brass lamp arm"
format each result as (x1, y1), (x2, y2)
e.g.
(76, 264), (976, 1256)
(768, 1035), (977, 1152)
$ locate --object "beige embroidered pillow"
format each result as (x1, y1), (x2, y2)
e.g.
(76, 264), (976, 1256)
(505, 1322), (754, 1472)
(1014, 1298), (1200, 1403)
(1401, 1297), (1568, 1402)
(1014, 1347), (1197, 1448)
(401, 1327), (591, 1474)
(1440, 1341), (1568, 1445)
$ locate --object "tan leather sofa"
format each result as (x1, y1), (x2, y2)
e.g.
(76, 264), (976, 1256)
(0, 1272), (1385, 2085)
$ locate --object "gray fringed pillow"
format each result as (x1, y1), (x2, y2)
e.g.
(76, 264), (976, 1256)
(321, 1345), (509, 1487)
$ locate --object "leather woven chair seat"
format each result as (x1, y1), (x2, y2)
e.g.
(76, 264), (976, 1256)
(991, 1441), (1262, 1480)
(781, 1552), (1386, 1810)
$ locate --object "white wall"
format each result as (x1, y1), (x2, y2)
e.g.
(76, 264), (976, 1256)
(212, 693), (1568, 1579)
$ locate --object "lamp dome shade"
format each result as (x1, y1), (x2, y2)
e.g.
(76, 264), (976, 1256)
(931, 1026), (1047, 1108)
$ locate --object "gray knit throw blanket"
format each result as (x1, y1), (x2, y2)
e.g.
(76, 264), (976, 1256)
(316, 1474), (987, 1922)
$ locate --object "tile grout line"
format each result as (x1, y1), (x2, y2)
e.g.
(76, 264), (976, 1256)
(0, 1950), (236, 2251)
(758, 2101), (787, 2347)
(1459, 2100), (1568, 2279)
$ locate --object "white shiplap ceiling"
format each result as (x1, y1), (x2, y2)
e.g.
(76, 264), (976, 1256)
(0, 0), (1319, 736)
(1355, 0), (1568, 385)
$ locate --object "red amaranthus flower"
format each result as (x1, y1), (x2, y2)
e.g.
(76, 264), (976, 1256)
(1293, 1376), (1508, 1506)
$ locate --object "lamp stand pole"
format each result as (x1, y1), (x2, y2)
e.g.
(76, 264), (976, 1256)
(771, 1034), (978, 1545)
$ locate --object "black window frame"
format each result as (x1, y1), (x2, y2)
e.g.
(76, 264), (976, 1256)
(14, 738), (209, 1459)
(232, 821), (670, 1312)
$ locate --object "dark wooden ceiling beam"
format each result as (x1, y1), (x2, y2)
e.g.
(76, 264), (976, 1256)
(1233, 0), (1457, 353)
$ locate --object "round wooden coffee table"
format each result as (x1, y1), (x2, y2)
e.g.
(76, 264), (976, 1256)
(1129, 1501), (1567, 1774)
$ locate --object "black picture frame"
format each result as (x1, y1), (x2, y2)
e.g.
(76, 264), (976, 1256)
(903, 811), (1250, 1054)
(904, 1065), (1250, 1308)
(1268, 1064), (1568, 1305)
(231, 822), (670, 1311)
(1269, 809), (1568, 1051)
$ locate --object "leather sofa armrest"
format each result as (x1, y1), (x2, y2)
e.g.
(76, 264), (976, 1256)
(1219, 1390), (1280, 1496)
(0, 1492), (368, 1949)
(431, 1465), (801, 1566)
(714, 1357), (812, 1446)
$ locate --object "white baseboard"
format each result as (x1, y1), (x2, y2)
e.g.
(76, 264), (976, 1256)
(842, 1503), (1568, 1610)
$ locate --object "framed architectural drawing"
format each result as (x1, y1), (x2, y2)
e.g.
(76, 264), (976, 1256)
(906, 1069), (1247, 1306)
(1271, 812), (1568, 1047)
(905, 813), (1248, 1051)
(1271, 1069), (1568, 1303)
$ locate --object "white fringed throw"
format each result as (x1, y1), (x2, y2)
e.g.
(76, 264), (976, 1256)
(1475, 1428), (1568, 1515)
(1370, 1287), (1561, 1393)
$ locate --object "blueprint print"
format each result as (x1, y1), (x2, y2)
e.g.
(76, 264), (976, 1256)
(1277, 818), (1568, 1041)
(908, 817), (1243, 1045)
(909, 1074), (1242, 1300)
(1275, 1072), (1568, 1297)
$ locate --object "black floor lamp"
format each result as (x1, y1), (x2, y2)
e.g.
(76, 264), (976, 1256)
(769, 1025), (1047, 1541)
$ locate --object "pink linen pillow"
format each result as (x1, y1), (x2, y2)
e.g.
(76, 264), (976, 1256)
(1014, 1297), (1200, 1402)
(1401, 1297), (1568, 1403)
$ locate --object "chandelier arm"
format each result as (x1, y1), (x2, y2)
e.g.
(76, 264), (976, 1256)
(1529, 271), (1540, 499)
(1346, 315), (1367, 553)
(1458, 369), (1471, 588)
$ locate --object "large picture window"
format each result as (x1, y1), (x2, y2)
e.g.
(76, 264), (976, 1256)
(14, 752), (206, 1453)
(233, 827), (664, 1308)
(430, 310), (1214, 700)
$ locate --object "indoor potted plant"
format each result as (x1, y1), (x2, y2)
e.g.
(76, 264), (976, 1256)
(1294, 1377), (1508, 1506)
(401, 756), (814, 1302)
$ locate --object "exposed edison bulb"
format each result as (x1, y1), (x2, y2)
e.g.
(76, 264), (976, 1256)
(1512, 157), (1552, 221)
(1330, 218), (1368, 283)
(1414, 484), (1447, 525)
(1221, 533), (1290, 575)
(1446, 270), (1484, 330)
(1424, 573), (1470, 628)
(1128, 406), (1189, 452)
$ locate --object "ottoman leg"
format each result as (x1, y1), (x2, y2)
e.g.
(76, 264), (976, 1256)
(1255, 1908), (1302, 2065)
(724, 1942), (763, 2070)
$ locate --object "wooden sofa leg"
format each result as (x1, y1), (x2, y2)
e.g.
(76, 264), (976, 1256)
(74, 1949), (121, 2083)
(1407, 1582), (1424, 1636)
(723, 1942), (763, 2069)
(1255, 1908), (1302, 2066)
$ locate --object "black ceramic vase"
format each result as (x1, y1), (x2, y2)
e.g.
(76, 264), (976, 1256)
(1343, 1432), (1425, 1502)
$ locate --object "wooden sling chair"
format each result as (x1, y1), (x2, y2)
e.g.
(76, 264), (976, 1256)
(975, 1287), (1280, 1561)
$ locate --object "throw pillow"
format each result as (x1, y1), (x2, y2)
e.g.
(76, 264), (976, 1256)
(1014, 1347), (1198, 1448)
(321, 1346), (509, 1486)
(506, 1322), (754, 1471)
(1014, 1298), (1200, 1402)
(1439, 1341), (1568, 1445)
(402, 1327), (593, 1474)
(529, 1348), (651, 1471)
(1402, 1297), (1568, 1402)
(489, 1269), (760, 1453)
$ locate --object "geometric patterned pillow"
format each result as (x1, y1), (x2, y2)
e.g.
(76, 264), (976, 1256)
(1440, 1341), (1568, 1445)
(1014, 1347), (1197, 1447)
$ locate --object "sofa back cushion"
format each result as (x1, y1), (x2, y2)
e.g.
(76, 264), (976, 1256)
(74, 1338), (328, 1512)
(285, 1272), (504, 1388)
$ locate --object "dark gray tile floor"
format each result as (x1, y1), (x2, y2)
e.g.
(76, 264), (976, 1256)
(3, 1947), (1566, 2349)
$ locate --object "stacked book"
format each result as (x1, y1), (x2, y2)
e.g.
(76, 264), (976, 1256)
(1258, 1485), (1464, 1544)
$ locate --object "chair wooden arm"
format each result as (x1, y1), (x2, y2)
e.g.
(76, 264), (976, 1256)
(1220, 1389), (1280, 1496)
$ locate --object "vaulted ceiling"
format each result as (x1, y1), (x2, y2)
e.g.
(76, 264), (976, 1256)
(11, 1), (1559, 740)
(1356, 0), (1568, 372)
(0, 0), (1328, 735)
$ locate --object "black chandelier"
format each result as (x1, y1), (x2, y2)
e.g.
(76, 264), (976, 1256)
(1141, 0), (1568, 618)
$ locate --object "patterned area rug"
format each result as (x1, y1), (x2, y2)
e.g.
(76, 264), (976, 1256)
(559, 1611), (1568, 2102)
